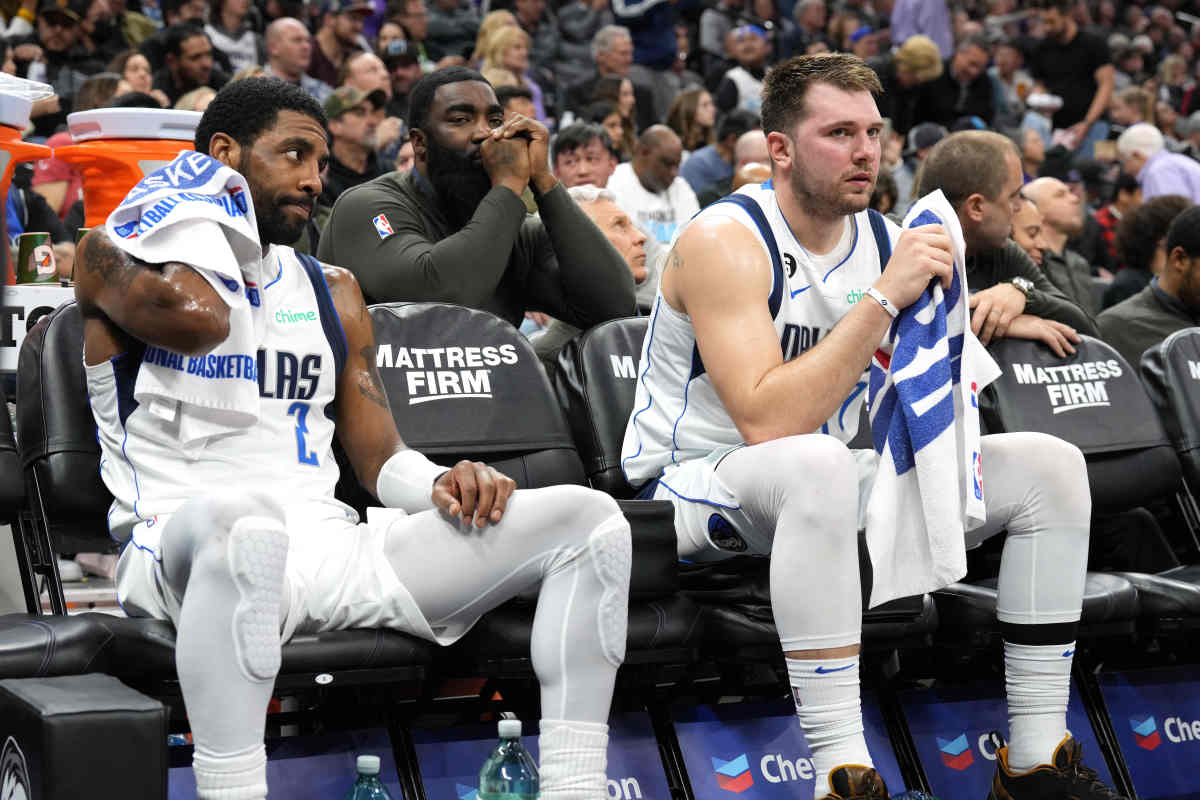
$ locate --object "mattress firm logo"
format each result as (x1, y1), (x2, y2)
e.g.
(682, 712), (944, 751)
(375, 344), (519, 404)
(1010, 359), (1123, 414)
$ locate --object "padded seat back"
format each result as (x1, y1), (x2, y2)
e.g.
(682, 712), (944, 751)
(1141, 328), (1200, 490)
(0, 390), (23, 520)
(368, 303), (586, 488)
(981, 335), (1180, 511)
(554, 317), (646, 497)
(15, 302), (113, 552)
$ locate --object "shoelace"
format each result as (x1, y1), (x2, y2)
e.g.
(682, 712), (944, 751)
(1068, 762), (1125, 799)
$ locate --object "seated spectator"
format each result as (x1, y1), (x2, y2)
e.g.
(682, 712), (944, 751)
(714, 25), (768, 115)
(310, 0), (371, 88)
(990, 36), (1032, 130)
(892, 121), (946, 217)
(393, 0), (436, 70)
(1099, 204), (1200, 367)
(566, 25), (655, 133)
(13, 0), (106, 137)
(320, 85), (386, 210)
(1094, 172), (1141, 270)
(1009, 194), (1049, 267)
(380, 38), (422, 117)
(1023, 176), (1099, 317)
(263, 17), (334, 103)
(555, 0), (611, 94)
(151, 22), (229, 106)
(552, 122), (618, 188)
(317, 67), (635, 326)
(496, 84), (537, 121)
(696, 127), (768, 207)
(786, 0), (826, 55)
(108, 48), (169, 105)
(583, 99), (634, 161)
(205, 0), (264, 73)
(532, 184), (649, 368)
(1118, 122), (1200, 203)
(731, 160), (770, 191)
(468, 9), (516, 67)
(607, 125), (699, 245)
(425, 0), (478, 63)
(376, 18), (407, 53)
(868, 33), (942, 136)
(1102, 194), (1191, 309)
(174, 84), (216, 110)
(699, 0), (744, 71)
(679, 108), (758, 195)
(914, 34), (994, 131)
(870, 169), (898, 217)
(591, 75), (637, 134)
(916, 130), (1099, 347)
(1109, 86), (1154, 134)
(513, 0), (557, 82)
(1016, 127), (1045, 182)
(666, 87), (716, 155)
(1182, 111), (1200, 161)
(479, 24), (546, 121)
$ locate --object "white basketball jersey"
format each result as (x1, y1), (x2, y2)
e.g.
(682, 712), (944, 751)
(621, 181), (900, 486)
(88, 245), (351, 542)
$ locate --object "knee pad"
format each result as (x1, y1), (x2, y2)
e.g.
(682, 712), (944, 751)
(226, 516), (290, 682)
(587, 515), (631, 668)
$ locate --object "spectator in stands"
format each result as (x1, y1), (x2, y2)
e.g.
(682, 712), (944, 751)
(991, 37), (1032, 130)
(870, 169), (897, 216)
(467, 9), (513, 66)
(566, 25), (655, 134)
(1118, 123), (1200, 203)
(13, 0), (105, 136)
(512, 0), (556, 79)
(264, 16), (333, 103)
(532, 184), (649, 367)
(1010, 194), (1049, 267)
(917, 130), (1099, 344)
(785, 0), (825, 53)
(680, 108), (758, 196)
(1027, 0), (1114, 157)
(714, 25), (769, 115)
(890, 0), (952, 58)
(611, 0), (676, 101)
(1102, 194), (1190, 310)
(479, 24), (545, 121)
(892, 121), (945, 217)
(309, 0), (370, 88)
(608, 125), (699, 245)
(869, 33), (942, 136)
(320, 85), (385, 211)
(1099, 204), (1200, 367)
(425, 0), (478, 63)
(555, 0), (612, 92)
(699, 0), (744, 72)
(175, 84), (216, 110)
(583, 99), (634, 161)
(496, 84), (536, 121)
(206, 0), (264, 73)
(376, 18), (406, 52)
(1182, 112), (1200, 161)
(1023, 177), (1098, 317)
(552, 122), (618, 188)
(1017, 127), (1044, 182)
(1095, 172), (1141, 271)
(696, 127), (768, 206)
(342, 49), (390, 100)
(151, 22), (228, 106)
(393, 0), (435, 69)
(915, 34), (994, 131)
(109, 48), (169, 104)
(666, 87), (716, 155)
(380, 38), (421, 117)
(318, 67), (634, 325)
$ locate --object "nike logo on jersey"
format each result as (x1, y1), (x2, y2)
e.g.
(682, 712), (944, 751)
(1062, 649), (1076, 658)
(814, 663), (856, 674)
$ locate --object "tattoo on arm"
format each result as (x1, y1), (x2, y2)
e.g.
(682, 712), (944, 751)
(357, 344), (390, 409)
(84, 237), (143, 294)
(669, 249), (684, 271)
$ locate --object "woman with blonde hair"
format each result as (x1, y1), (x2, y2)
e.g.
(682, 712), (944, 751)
(175, 86), (218, 112)
(471, 9), (518, 66)
(480, 24), (547, 121)
(666, 87), (716, 153)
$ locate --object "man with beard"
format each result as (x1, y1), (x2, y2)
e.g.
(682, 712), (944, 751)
(151, 21), (228, 106)
(76, 77), (633, 800)
(319, 85), (386, 210)
(621, 54), (1120, 800)
(318, 67), (634, 327)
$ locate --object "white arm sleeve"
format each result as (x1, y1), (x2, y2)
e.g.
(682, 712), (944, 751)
(376, 449), (449, 514)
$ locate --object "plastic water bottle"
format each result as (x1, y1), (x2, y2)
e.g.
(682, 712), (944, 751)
(345, 755), (392, 799)
(479, 718), (539, 800)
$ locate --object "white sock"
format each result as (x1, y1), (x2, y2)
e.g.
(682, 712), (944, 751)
(1005, 640), (1073, 772)
(537, 718), (609, 800)
(193, 743), (267, 800)
(787, 655), (871, 798)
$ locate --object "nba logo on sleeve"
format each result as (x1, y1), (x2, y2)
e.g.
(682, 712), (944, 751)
(372, 213), (394, 239)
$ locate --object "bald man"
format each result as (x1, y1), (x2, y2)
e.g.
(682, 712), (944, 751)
(264, 17), (334, 103)
(1023, 177), (1099, 317)
(698, 129), (770, 206)
(607, 125), (701, 244)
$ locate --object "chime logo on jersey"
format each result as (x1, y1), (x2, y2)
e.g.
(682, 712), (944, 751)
(1130, 716), (1161, 750)
(372, 213), (394, 239)
(375, 343), (519, 404)
(712, 754), (754, 792)
(1010, 360), (1122, 414)
(937, 733), (975, 770)
(0, 736), (30, 800)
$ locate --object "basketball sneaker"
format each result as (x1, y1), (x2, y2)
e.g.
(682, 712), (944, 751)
(988, 733), (1128, 799)
(819, 764), (889, 799)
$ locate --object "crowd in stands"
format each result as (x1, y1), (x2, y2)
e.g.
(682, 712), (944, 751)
(5, 0), (1200, 377)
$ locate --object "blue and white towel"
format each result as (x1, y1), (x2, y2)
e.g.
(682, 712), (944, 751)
(864, 190), (1001, 607)
(106, 150), (264, 447)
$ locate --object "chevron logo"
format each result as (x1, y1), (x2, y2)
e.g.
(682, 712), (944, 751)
(1130, 716), (1162, 751)
(936, 733), (975, 770)
(712, 753), (754, 792)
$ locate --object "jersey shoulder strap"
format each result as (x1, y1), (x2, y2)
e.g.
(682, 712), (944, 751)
(712, 191), (785, 318)
(866, 208), (892, 270)
(295, 251), (349, 379)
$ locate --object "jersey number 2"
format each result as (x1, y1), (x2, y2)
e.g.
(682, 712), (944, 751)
(288, 402), (320, 466)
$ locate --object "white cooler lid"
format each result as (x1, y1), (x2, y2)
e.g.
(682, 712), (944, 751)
(0, 94), (33, 130)
(67, 108), (203, 142)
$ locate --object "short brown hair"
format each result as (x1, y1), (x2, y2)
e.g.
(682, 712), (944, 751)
(760, 53), (882, 136)
(916, 130), (1019, 210)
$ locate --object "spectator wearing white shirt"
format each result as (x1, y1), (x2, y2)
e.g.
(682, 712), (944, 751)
(607, 125), (700, 246)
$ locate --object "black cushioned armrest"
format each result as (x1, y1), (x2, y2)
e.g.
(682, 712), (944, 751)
(619, 499), (678, 599)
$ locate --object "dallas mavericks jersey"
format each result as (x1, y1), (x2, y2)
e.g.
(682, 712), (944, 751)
(621, 181), (900, 485)
(87, 246), (349, 542)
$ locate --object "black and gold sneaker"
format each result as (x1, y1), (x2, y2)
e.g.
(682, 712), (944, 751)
(989, 734), (1128, 799)
(819, 764), (890, 799)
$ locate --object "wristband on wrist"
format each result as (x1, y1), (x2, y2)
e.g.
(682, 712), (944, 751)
(376, 449), (449, 514)
(865, 287), (899, 318)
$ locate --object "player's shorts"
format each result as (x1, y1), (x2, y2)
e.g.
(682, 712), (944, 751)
(114, 503), (461, 646)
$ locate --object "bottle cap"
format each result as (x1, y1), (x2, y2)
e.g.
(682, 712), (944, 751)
(356, 755), (381, 775)
(498, 719), (522, 739)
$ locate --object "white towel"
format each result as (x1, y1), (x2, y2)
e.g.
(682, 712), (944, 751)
(864, 190), (1002, 607)
(106, 150), (264, 447)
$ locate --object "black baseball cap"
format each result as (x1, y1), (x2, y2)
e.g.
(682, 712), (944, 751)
(381, 39), (418, 68)
(38, 0), (87, 23)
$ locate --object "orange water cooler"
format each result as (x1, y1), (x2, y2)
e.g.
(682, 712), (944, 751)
(53, 108), (203, 228)
(0, 94), (52, 283)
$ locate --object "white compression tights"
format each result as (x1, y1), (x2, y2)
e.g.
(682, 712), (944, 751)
(160, 484), (631, 800)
